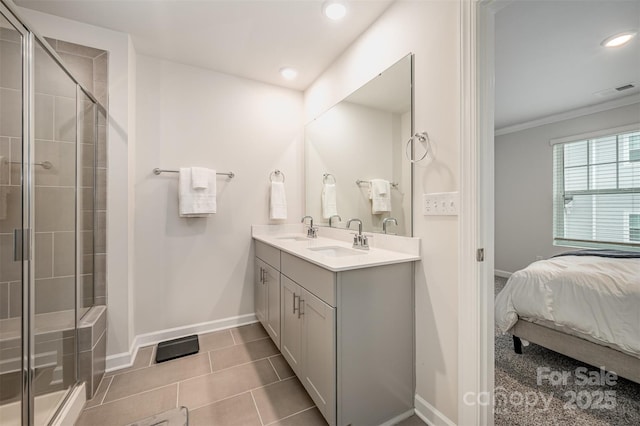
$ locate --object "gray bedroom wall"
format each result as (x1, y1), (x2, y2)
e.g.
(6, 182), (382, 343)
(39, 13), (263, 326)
(495, 102), (640, 274)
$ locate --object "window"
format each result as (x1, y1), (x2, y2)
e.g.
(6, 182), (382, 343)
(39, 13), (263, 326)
(631, 214), (640, 242)
(552, 127), (640, 249)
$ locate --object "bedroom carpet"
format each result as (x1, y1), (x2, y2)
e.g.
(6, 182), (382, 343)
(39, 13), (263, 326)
(494, 276), (640, 425)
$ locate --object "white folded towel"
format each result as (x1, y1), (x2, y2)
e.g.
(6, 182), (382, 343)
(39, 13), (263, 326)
(270, 181), (287, 220)
(179, 167), (216, 217)
(321, 183), (338, 219)
(370, 179), (391, 214)
(191, 167), (209, 189)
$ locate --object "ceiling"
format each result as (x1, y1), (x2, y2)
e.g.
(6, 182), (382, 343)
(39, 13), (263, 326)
(15, 0), (394, 91)
(15, 0), (640, 129)
(495, 0), (640, 130)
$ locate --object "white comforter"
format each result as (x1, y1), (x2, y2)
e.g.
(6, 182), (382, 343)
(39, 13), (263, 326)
(495, 255), (640, 356)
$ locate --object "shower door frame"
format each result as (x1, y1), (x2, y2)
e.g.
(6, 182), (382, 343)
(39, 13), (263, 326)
(0, 1), (102, 424)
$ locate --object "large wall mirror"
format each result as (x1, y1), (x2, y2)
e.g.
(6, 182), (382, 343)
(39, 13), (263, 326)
(305, 54), (413, 236)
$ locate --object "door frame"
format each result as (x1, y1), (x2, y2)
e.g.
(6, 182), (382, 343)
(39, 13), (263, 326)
(458, 0), (506, 424)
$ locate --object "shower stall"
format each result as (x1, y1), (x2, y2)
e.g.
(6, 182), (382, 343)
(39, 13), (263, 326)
(0, 1), (106, 424)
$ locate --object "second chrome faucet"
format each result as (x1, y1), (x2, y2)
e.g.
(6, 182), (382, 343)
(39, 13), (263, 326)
(301, 215), (318, 238)
(346, 218), (369, 250)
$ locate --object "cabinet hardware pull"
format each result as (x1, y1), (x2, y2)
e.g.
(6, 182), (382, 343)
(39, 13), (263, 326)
(298, 299), (305, 319)
(293, 293), (299, 314)
(263, 268), (267, 284)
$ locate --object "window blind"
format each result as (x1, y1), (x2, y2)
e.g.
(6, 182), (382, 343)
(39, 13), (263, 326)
(553, 129), (640, 249)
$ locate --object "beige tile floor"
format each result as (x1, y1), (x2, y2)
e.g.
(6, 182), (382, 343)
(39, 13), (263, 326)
(77, 323), (426, 426)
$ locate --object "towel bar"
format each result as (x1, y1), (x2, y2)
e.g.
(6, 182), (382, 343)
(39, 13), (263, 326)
(153, 168), (235, 178)
(356, 179), (399, 189)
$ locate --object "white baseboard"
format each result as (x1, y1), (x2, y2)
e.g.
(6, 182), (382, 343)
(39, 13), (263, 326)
(414, 394), (455, 426)
(106, 313), (258, 372)
(494, 269), (512, 278)
(51, 383), (85, 426)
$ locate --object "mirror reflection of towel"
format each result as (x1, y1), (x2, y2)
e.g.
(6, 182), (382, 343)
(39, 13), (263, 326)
(370, 179), (391, 214)
(321, 183), (338, 219)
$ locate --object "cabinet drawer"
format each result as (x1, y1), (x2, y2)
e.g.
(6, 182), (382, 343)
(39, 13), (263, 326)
(281, 252), (336, 307)
(255, 240), (280, 270)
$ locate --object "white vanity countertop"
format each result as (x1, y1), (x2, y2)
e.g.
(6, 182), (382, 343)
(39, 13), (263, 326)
(252, 224), (420, 272)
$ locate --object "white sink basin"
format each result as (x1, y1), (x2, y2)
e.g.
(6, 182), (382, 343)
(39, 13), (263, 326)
(276, 236), (309, 242)
(307, 246), (364, 257)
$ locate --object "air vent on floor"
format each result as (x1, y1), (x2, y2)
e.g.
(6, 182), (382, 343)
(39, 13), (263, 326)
(594, 82), (638, 98)
(615, 83), (635, 91)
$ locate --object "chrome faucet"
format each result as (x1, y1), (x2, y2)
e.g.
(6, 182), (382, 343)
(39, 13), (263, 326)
(382, 217), (398, 234)
(301, 215), (318, 238)
(346, 218), (369, 250)
(329, 215), (341, 228)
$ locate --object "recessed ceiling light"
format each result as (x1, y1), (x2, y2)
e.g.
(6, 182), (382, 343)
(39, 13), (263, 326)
(323, 1), (347, 21)
(280, 67), (298, 80)
(601, 31), (637, 48)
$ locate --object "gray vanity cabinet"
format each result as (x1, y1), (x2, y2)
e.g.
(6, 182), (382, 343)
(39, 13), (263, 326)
(255, 242), (281, 349)
(254, 238), (414, 426)
(281, 275), (336, 424)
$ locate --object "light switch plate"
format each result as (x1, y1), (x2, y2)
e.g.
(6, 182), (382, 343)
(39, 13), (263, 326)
(423, 192), (459, 216)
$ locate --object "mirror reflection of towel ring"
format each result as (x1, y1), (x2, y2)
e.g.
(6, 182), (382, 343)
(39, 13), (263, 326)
(405, 132), (431, 163)
(323, 173), (336, 184)
(270, 170), (285, 182)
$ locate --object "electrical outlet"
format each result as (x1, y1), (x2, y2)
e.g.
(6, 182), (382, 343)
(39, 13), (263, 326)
(423, 192), (459, 216)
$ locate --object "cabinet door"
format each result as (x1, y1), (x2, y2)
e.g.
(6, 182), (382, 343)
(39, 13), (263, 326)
(263, 262), (281, 349)
(281, 275), (303, 376)
(301, 289), (336, 425)
(254, 259), (267, 325)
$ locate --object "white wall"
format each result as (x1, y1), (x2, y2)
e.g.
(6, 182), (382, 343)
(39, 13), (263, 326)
(134, 55), (303, 336)
(495, 102), (640, 274)
(16, 7), (137, 358)
(305, 1), (461, 423)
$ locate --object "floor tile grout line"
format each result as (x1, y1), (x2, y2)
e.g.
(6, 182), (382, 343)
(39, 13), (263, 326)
(103, 355), (278, 406)
(185, 376), (297, 412)
(250, 390), (265, 426)
(230, 329), (237, 345)
(98, 375), (114, 406)
(207, 353), (281, 375)
(207, 350), (214, 373)
(263, 406), (317, 426)
(85, 383), (179, 411)
(267, 357), (281, 381)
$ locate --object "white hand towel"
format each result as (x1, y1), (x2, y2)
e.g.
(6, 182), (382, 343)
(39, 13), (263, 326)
(179, 167), (216, 217)
(191, 167), (209, 189)
(270, 181), (287, 220)
(370, 179), (391, 214)
(321, 183), (338, 219)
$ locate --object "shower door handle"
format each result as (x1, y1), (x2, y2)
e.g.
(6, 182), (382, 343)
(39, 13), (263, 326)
(13, 228), (30, 261)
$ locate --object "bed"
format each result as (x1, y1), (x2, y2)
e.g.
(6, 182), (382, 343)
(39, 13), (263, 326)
(495, 249), (640, 384)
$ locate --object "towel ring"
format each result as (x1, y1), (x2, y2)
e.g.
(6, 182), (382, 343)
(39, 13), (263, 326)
(405, 132), (432, 163)
(270, 170), (285, 183)
(323, 173), (336, 184)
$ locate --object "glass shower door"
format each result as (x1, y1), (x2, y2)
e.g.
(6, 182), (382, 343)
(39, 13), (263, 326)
(0, 10), (27, 426)
(31, 39), (78, 423)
